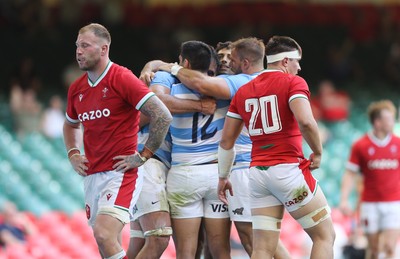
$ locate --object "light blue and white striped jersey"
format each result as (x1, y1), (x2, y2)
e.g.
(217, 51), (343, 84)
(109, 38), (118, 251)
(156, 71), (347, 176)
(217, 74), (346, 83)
(150, 71), (179, 89)
(169, 83), (230, 165)
(222, 71), (264, 164)
(137, 71), (179, 168)
(138, 127), (172, 168)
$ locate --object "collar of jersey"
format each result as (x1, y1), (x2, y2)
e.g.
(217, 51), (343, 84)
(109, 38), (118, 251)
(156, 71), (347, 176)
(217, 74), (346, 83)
(263, 69), (284, 73)
(368, 132), (392, 147)
(88, 60), (113, 87)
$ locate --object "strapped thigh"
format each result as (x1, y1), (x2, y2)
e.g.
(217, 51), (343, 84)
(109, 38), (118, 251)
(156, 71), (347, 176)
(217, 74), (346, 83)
(252, 215), (282, 232)
(296, 205), (331, 229)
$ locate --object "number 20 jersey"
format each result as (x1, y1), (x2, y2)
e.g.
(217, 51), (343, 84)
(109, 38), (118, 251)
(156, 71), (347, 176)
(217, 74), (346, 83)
(227, 70), (310, 167)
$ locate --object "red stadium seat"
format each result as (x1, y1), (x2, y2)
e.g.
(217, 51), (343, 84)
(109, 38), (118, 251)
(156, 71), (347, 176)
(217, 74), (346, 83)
(4, 243), (31, 259)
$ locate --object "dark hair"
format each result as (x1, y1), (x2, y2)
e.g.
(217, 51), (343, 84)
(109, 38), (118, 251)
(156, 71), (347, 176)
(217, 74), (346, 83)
(215, 41), (232, 53)
(208, 45), (220, 77)
(265, 36), (301, 57)
(180, 41), (211, 73)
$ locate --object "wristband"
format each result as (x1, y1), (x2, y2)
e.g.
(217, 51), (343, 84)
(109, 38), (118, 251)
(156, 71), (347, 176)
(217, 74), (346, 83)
(67, 147), (80, 156)
(218, 145), (236, 178)
(137, 152), (147, 163)
(69, 153), (81, 160)
(171, 64), (183, 76)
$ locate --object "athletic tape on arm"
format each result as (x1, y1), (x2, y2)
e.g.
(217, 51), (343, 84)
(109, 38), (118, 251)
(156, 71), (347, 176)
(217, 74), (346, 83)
(218, 145), (236, 178)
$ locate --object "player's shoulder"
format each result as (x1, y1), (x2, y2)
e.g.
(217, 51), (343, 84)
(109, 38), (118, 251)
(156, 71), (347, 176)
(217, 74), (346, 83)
(155, 70), (175, 78)
(151, 71), (179, 85)
(391, 134), (400, 142)
(109, 62), (129, 73)
(69, 73), (87, 90)
(353, 134), (370, 147)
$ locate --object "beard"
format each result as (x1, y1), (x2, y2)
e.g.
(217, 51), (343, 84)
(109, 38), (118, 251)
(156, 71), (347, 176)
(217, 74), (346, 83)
(78, 56), (100, 71)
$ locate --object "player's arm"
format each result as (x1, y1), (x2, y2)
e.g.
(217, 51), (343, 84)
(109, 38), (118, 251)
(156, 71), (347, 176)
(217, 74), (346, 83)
(63, 120), (89, 176)
(339, 168), (359, 216)
(160, 64), (232, 100)
(218, 116), (243, 177)
(139, 112), (150, 129)
(290, 97), (322, 170)
(218, 116), (244, 204)
(113, 96), (171, 173)
(150, 84), (216, 115)
(139, 95), (172, 158)
(139, 60), (169, 86)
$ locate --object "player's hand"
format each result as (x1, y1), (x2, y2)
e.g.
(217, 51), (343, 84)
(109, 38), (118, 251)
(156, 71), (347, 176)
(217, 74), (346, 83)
(139, 71), (155, 86)
(339, 200), (353, 216)
(113, 151), (146, 173)
(218, 177), (233, 205)
(200, 97), (217, 115)
(69, 154), (89, 176)
(309, 153), (321, 171)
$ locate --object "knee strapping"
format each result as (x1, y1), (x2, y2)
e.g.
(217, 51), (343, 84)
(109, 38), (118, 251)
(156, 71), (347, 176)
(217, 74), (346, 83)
(297, 205), (331, 229)
(252, 215), (281, 232)
(98, 207), (130, 224)
(144, 227), (173, 237)
(104, 250), (126, 259)
(130, 229), (144, 238)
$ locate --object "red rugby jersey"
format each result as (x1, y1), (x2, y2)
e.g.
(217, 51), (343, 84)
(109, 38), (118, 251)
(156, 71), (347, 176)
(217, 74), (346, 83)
(228, 70), (309, 167)
(347, 133), (400, 202)
(66, 62), (154, 175)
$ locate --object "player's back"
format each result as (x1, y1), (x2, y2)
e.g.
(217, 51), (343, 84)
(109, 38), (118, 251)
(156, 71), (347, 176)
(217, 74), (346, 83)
(170, 82), (230, 165)
(229, 70), (310, 166)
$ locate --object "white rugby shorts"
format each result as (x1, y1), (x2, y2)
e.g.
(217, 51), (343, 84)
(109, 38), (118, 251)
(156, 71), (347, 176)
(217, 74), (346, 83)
(167, 163), (229, 219)
(249, 162), (317, 212)
(84, 168), (144, 226)
(360, 201), (400, 233)
(131, 158), (169, 221)
(227, 163), (252, 222)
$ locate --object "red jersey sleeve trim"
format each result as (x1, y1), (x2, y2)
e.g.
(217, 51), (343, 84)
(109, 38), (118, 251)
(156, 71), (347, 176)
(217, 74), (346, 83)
(346, 161), (359, 173)
(65, 112), (80, 124)
(288, 93), (308, 103)
(227, 111), (242, 120)
(135, 92), (156, 110)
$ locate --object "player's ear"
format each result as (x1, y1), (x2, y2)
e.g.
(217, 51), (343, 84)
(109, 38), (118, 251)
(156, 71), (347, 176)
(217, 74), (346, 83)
(242, 58), (250, 69)
(183, 59), (190, 69)
(101, 44), (108, 56)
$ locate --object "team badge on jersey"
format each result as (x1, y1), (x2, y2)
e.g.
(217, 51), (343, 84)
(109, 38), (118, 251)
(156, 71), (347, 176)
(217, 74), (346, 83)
(368, 147), (375, 156)
(102, 87), (109, 98)
(390, 145), (397, 154)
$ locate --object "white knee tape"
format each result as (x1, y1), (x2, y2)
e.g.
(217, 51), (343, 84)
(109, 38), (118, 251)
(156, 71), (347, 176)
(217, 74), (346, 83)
(144, 227), (173, 237)
(297, 205), (331, 229)
(130, 230), (144, 238)
(98, 207), (130, 224)
(252, 215), (282, 232)
(105, 250), (126, 259)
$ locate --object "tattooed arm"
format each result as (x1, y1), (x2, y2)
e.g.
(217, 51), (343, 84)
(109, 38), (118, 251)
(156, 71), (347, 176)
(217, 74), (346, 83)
(139, 95), (172, 156)
(113, 95), (172, 172)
